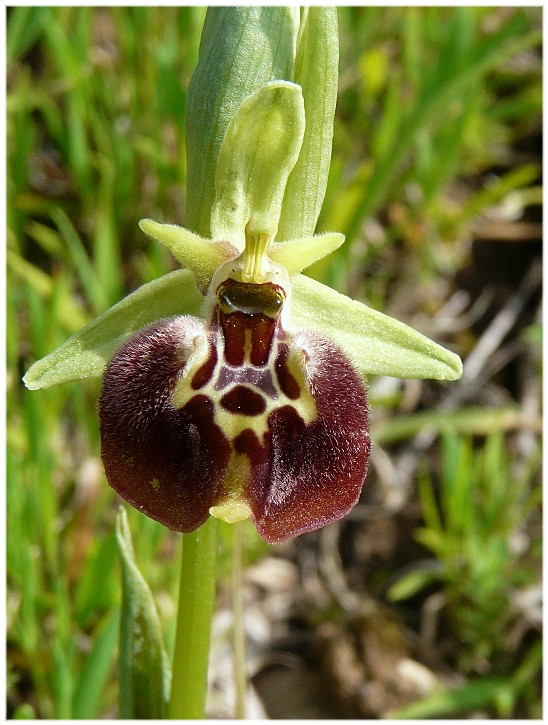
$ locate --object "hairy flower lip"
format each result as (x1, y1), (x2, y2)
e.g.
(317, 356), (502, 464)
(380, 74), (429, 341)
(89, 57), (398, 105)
(99, 314), (371, 543)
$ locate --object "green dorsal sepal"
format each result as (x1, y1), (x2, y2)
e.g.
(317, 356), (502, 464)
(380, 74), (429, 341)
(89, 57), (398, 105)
(210, 81), (305, 250)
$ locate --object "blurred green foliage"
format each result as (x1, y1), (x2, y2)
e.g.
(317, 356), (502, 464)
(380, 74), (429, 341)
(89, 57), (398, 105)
(7, 7), (541, 718)
(389, 433), (541, 715)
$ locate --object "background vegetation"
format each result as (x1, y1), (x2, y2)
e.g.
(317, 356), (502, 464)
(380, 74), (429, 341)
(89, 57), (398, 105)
(7, 7), (541, 718)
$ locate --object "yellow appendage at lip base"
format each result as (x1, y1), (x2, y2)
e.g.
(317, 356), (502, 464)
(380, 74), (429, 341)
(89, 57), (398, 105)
(209, 454), (253, 523)
(209, 500), (252, 524)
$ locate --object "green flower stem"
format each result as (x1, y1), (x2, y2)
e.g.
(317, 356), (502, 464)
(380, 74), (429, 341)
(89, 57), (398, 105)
(169, 518), (218, 719)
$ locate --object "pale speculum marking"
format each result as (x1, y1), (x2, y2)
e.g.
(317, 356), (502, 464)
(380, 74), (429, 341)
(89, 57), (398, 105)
(171, 279), (317, 455)
(214, 365), (278, 398)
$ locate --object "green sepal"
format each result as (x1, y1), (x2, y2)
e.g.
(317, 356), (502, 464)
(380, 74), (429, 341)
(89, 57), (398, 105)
(278, 7), (339, 240)
(23, 269), (203, 389)
(290, 275), (463, 381)
(116, 508), (171, 719)
(139, 219), (238, 292)
(185, 7), (299, 237)
(210, 81), (305, 250)
(271, 232), (344, 274)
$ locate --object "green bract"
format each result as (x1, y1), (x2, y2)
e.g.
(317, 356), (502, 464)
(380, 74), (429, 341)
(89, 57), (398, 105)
(116, 508), (171, 718)
(278, 7), (339, 240)
(185, 7), (300, 238)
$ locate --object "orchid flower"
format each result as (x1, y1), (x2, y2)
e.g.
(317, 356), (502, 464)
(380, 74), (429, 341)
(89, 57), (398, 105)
(23, 8), (462, 545)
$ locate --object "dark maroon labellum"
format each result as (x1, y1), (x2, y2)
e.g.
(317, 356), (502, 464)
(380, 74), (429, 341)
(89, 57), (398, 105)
(99, 280), (370, 543)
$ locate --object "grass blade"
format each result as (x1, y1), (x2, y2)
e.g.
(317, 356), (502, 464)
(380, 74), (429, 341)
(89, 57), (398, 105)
(72, 610), (120, 719)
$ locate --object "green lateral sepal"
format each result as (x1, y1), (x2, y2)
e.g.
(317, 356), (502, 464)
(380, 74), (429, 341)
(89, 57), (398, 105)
(23, 269), (203, 389)
(290, 274), (463, 381)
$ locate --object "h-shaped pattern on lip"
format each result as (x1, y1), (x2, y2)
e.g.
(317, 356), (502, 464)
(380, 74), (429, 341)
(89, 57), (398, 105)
(99, 275), (371, 544)
(172, 280), (317, 448)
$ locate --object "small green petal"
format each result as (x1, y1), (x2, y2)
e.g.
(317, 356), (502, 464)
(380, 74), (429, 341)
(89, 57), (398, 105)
(139, 219), (238, 292)
(270, 232), (344, 275)
(278, 7), (339, 240)
(185, 7), (299, 237)
(23, 270), (203, 390)
(210, 81), (305, 250)
(290, 275), (463, 381)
